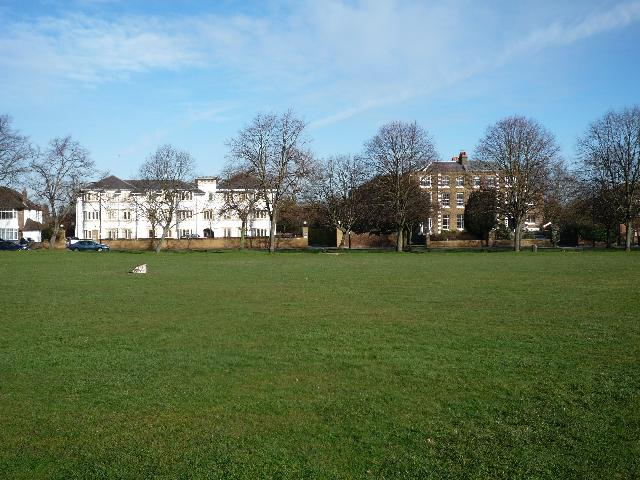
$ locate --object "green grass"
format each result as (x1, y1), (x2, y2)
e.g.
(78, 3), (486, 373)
(0, 249), (638, 479)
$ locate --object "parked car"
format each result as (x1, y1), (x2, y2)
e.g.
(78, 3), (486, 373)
(67, 240), (110, 252)
(0, 240), (29, 251)
(180, 233), (200, 239)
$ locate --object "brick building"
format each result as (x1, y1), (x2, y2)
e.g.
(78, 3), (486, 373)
(419, 151), (540, 234)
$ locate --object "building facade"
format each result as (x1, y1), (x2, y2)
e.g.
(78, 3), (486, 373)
(419, 151), (540, 234)
(0, 186), (44, 242)
(75, 175), (272, 240)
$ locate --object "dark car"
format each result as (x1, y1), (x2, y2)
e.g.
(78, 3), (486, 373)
(67, 240), (110, 252)
(0, 240), (29, 251)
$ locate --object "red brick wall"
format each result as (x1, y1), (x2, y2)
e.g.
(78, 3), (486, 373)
(103, 236), (308, 251)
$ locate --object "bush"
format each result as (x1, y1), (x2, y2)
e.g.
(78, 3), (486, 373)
(494, 223), (512, 240)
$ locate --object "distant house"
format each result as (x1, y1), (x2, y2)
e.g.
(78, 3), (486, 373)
(419, 151), (542, 234)
(75, 175), (272, 240)
(0, 186), (44, 242)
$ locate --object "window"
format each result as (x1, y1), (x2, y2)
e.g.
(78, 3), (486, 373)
(526, 214), (536, 223)
(420, 175), (431, 187)
(177, 210), (193, 221)
(83, 230), (93, 239)
(122, 210), (131, 220)
(456, 176), (464, 187)
(473, 176), (481, 188)
(441, 192), (450, 207)
(180, 191), (193, 201)
(223, 228), (233, 238)
(148, 229), (156, 238)
(121, 229), (132, 239)
(441, 176), (450, 187)
(82, 193), (98, 202)
(108, 210), (118, 221)
(203, 210), (214, 220)
(487, 176), (495, 188)
(0, 228), (18, 240)
(83, 211), (99, 220)
(180, 229), (192, 237)
(253, 228), (267, 237)
(255, 210), (268, 219)
(208, 193), (214, 201)
(442, 215), (450, 230)
(456, 192), (464, 207)
(0, 210), (16, 219)
(457, 214), (464, 230)
(107, 229), (118, 239)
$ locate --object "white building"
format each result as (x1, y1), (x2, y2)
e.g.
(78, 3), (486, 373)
(75, 175), (272, 240)
(0, 186), (44, 242)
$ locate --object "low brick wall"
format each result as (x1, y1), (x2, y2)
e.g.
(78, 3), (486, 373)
(103, 236), (308, 251)
(341, 233), (397, 249)
(429, 239), (552, 249)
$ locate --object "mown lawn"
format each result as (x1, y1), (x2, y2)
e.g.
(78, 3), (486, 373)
(0, 249), (638, 479)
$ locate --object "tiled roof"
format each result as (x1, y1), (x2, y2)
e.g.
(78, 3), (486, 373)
(89, 175), (136, 190)
(23, 218), (43, 231)
(0, 186), (41, 210)
(422, 160), (497, 174)
(87, 176), (204, 194)
(218, 172), (260, 189)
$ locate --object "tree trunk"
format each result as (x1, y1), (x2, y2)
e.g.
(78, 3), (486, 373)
(337, 228), (346, 249)
(514, 222), (523, 252)
(625, 221), (632, 252)
(240, 219), (246, 249)
(155, 225), (170, 253)
(268, 210), (277, 254)
(48, 224), (59, 249)
(396, 227), (403, 252)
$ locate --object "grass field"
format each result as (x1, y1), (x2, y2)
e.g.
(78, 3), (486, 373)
(0, 249), (639, 479)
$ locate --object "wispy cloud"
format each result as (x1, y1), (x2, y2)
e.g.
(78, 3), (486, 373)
(499, 0), (640, 63)
(1, 0), (639, 125)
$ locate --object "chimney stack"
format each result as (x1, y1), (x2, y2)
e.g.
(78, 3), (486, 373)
(458, 151), (469, 166)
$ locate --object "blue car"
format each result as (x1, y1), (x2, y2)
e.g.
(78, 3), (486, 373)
(67, 240), (110, 252)
(0, 240), (29, 251)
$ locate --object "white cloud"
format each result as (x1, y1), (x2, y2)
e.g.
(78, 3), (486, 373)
(1, 0), (639, 125)
(499, 0), (640, 63)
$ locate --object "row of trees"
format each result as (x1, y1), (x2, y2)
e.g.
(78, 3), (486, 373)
(2, 105), (639, 252)
(225, 113), (562, 252)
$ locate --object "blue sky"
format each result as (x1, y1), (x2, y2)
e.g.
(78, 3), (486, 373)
(1, 0), (639, 178)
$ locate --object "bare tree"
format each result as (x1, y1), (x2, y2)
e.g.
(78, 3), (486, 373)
(475, 116), (560, 251)
(0, 115), (32, 187)
(578, 106), (640, 251)
(29, 136), (94, 248)
(218, 169), (260, 249)
(227, 110), (313, 253)
(364, 121), (438, 251)
(134, 144), (195, 253)
(314, 154), (368, 248)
